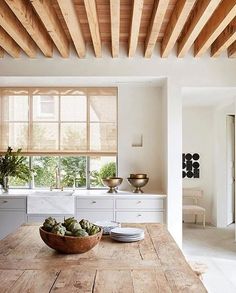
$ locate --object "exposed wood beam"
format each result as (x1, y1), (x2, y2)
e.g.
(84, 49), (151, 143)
(195, 0), (236, 57)
(145, 0), (170, 58)
(110, 0), (120, 58)
(228, 40), (236, 57)
(5, 0), (53, 57)
(31, 0), (69, 58)
(0, 0), (36, 57)
(0, 47), (3, 58)
(129, 0), (144, 57)
(57, 0), (86, 58)
(0, 26), (20, 58)
(211, 18), (236, 57)
(161, 0), (196, 58)
(84, 0), (102, 57)
(178, 0), (220, 57)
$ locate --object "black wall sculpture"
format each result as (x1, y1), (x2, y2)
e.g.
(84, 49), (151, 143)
(182, 153), (200, 179)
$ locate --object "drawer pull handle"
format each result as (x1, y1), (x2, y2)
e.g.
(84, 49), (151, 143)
(137, 214), (142, 217)
(0, 200), (8, 204)
(137, 201), (142, 204)
(92, 201), (96, 204)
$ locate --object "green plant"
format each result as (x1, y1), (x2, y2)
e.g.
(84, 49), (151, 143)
(0, 147), (31, 192)
(99, 162), (116, 178)
(90, 162), (116, 187)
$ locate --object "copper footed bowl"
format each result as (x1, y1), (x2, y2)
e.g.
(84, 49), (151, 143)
(130, 174), (147, 179)
(102, 177), (123, 193)
(39, 227), (103, 254)
(127, 178), (149, 193)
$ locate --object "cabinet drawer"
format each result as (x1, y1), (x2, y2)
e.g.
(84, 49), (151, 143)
(76, 210), (114, 222)
(116, 198), (163, 209)
(0, 198), (26, 210)
(0, 210), (26, 239)
(77, 198), (113, 209)
(115, 211), (163, 223)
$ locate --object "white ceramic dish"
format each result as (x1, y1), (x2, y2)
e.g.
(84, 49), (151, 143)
(110, 227), (145, 242)
(110, 227), (144, 236)
(110, 235), (144, 242)
(95, 221), (121, 235)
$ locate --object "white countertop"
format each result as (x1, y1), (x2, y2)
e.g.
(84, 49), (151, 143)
(0, 189), (166, 198)
(73, 190), (166, 198)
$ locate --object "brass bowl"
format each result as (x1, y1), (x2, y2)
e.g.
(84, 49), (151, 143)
(39, 227), (102, 254)
(130, 174), (147, 179)
(102, 177), (123, 193)
(127, 178), (149, 193)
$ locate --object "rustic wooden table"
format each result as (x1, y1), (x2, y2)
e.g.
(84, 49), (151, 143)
(0, 223), (206, 292)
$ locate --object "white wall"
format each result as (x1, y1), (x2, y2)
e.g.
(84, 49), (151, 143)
(182, 107), (214, 223)
(118, 84), (163, 193)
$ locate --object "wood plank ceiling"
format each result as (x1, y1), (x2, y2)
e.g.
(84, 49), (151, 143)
(0, 0), (236, 59)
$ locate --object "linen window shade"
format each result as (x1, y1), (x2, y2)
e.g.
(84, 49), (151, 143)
(0, 88), (117, 155)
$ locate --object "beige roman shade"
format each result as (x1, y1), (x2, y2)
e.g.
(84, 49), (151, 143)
(0, 88), (117, 155)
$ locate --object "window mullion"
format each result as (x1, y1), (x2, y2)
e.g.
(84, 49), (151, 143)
(29, 157), (33, 189)
(86, 90), (90, 153)
(28, 89), (33, 152)
(86, 90), (91, 188)
(86, 156), (90, 189)
(58, 94), (61, 152)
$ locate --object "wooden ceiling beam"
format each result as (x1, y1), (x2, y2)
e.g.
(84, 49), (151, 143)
(110, 0), (120, 58)
(195, 0), (236, 57)
(0, 47), (3, 58)
(57, 0), (86, 58)
(0, 0), (36, 57)
(0, 26), (20, 58)
(178, 0), (220, 57)
(31, 0), (69, 58)
(228, 40), (236, 57)
(211, 18), (236, 57)
(84, 0), (102, 57)
(161, 0), (196, 58)
(145, 0), (170, 58)
(129, 0), (144, 57)
(5, 0), (53, 57)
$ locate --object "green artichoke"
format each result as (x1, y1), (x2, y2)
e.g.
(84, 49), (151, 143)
(87, 225), (100, 235)
(63, 217), (76, 229)
(51, 223), (66, 236)
(65, 230), (73, 236)
(43, 217), (57, 232)
(79, 219), (92, 230)
(73, 229), (88, 237)
(68, 221), (81, 232)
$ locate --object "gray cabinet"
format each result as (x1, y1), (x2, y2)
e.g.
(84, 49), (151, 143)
(0, 197), (26, 239)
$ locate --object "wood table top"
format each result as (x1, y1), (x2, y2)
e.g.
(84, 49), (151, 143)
(0, 223), (206, 293)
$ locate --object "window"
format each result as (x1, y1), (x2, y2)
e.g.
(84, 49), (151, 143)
(0, 88), (118, 189)
(8, 156), (116, 189)
(0, 88), (117, 154)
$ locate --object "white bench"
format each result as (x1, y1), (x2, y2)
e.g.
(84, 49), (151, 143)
(183, 188), (206, 228)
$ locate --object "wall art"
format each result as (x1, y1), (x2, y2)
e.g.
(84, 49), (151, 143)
(182, 153), (200, 179)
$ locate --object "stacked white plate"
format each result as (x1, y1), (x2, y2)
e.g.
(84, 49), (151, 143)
(110, 227), (144, 242)
(94, 221), (121, 235)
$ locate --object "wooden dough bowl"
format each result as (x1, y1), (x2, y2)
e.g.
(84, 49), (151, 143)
(39, 227), (103, 254)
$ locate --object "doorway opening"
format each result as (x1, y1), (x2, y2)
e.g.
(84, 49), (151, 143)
(226, 115), (235, 226)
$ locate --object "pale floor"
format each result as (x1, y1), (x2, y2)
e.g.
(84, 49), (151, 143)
(183, 223), (236, 293)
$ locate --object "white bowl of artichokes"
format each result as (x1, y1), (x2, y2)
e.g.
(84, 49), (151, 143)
(40, 217), (102, 254)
